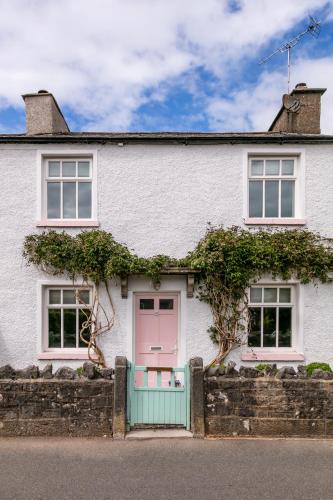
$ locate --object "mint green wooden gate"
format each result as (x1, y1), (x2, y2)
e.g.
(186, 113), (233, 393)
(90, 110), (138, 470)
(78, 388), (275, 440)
(127, 363), (190, 429)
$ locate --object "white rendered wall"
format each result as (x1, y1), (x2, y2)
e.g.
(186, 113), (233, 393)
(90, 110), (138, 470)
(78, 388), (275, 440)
(0, 142), (333, 369)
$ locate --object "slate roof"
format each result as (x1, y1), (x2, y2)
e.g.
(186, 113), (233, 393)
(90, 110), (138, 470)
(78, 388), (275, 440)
(0, 131), (333, 144)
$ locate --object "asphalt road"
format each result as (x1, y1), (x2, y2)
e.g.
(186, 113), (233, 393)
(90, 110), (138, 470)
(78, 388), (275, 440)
(0, 437), (333, 500)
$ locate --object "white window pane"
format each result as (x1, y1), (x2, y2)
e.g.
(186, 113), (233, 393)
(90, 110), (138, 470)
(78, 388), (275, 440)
(78, 183), (92, 218)
(48, 161), (60, 177)
(78, 161), (90, 177)
(279, 288), (291, 303)
(264, 288), (277, 303)
(78, 290), (90, 304)
(251, 160), (264, 176)
(249, 181), (263, 217)
(63, 289), (76, 304)
(47, 182), (61, 218)
(250, 288), (262, 303)
(62, 161), (76, 177)
(49, 290), (61, 304)
(281, 160), (294, 175)
(63, 182), (76, 218)
(281, 181), (294, 217)
(265, 181), (279, 217)
(265, 160), (280, 175)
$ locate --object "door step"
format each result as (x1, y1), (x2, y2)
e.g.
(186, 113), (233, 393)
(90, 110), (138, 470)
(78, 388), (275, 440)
(125, 429), (193, 440)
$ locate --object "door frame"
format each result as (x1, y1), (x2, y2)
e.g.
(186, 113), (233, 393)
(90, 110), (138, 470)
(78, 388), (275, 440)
(132, 291), (183, 368)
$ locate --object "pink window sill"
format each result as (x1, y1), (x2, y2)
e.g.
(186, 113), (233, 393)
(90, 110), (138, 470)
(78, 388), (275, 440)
(244, 218), (306, 226)
(36, 220), (99, 228)
(37, 352), (95, 360)
(241, 352), (305, 362)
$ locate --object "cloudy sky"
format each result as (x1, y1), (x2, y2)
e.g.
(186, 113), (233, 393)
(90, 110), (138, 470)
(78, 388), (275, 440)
(1, 0), (333, 133)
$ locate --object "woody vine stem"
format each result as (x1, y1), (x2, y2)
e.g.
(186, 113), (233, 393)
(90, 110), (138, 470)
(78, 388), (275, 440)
(23, 228), (333, 368)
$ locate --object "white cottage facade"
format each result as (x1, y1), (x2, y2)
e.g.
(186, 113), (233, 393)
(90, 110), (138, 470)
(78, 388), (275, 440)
(1, 85), (333, 370)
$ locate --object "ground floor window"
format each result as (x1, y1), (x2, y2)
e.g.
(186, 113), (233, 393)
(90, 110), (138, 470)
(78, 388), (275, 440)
(46, 287), (92, 349)
(248, 286), (293, 348)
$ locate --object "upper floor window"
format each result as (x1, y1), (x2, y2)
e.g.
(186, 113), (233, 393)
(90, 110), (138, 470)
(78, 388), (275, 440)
(248, 157), (297, 219)
(45, 158), (92, 220)
(248, 286), (293, 349)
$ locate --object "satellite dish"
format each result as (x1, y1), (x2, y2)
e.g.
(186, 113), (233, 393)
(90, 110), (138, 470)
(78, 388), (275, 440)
(283, 94), (300, 113)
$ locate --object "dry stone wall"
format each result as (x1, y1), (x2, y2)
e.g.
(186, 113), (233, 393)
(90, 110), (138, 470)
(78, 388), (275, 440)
(205, 374), (333, 437)
(0, 363), (114, 436)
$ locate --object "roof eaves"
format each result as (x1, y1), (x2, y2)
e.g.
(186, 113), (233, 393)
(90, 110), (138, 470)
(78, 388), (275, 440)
(0, 132), (333, 144)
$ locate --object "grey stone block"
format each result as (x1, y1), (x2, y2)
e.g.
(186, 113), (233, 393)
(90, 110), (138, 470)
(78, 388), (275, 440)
(82, 361), (97, 379)
(239, 366), (259, 378)
(54, 367), (76, 380)
(40, 364), (53, 379)
(297, 365), (307, 379)
(311, 369), (333, 380)
(98, 368), (113, 380)
(16, 365), (39, 379)
(276, 366), (296, 379)
(113, 356), (127, 439)
(206, 366), (220, 377)
(225, 361), (239, 378)
(190, 357), (205, 438)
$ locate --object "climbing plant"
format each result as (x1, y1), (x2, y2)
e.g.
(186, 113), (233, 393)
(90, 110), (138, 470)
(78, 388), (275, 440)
(23, 227), (333, 368)
(186, 226), (333, 365)
(23, 230), (176, 366)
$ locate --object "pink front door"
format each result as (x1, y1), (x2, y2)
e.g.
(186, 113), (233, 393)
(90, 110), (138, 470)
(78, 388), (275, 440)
(135, 294), (178, 376)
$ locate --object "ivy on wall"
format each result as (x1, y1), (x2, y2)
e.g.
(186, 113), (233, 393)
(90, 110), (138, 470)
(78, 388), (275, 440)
(186, 226), (333, 365)
(23, 227), (333, 367)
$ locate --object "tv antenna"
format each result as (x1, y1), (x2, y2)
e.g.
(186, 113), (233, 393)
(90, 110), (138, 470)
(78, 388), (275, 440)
(259, 15), (320, 93)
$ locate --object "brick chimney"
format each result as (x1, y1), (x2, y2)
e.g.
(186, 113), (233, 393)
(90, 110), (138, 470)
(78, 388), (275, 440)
(269, 83), (326, 134)
(22, 90), (70, 135)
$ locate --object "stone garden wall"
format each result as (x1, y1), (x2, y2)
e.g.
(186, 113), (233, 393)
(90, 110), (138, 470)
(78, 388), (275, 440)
(0, 362), (114, 437)
(2, 358), (333, 438)
(205, 365), (333, 438)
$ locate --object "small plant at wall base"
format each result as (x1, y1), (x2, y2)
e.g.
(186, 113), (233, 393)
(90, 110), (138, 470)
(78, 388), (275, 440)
(305, 362), (332, 376)
(255, 363), (272, 372)
(23, 227), (333, 368)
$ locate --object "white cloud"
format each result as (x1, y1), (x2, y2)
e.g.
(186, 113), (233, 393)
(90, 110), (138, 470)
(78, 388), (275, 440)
(0, 0), (331, 130)
(206, 56), (333, 133)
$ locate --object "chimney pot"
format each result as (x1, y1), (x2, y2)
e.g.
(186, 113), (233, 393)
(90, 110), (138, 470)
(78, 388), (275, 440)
(22, 90), (69, 135)
(295, 82), (307, 89)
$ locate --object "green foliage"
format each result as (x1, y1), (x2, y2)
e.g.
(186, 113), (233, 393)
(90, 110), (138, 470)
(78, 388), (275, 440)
(305, 362), (332, 376)
(186, 226), (333, 364)
(208, 326), (220, 345)
(186, 226), (332, 288)
(24, 230), (134, 284)
(76, 367), (84, 377)
(23, 231), (177, 285)
(127, 254), (178, 286)
(255, 363), (271, 372)
(23, 227), (333, 365)
(24, 231), (78, 278)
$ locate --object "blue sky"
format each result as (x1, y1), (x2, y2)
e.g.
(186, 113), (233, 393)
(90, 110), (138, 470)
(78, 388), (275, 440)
(1, 0), (333, 133)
